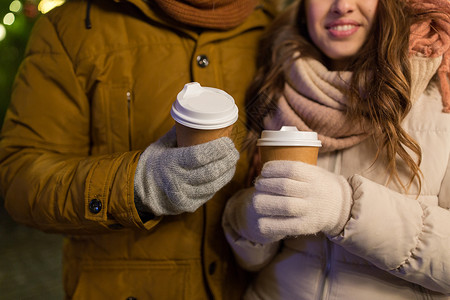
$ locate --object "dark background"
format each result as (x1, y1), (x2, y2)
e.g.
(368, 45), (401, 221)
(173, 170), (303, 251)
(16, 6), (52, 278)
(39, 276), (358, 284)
(0, 0), (64, 298)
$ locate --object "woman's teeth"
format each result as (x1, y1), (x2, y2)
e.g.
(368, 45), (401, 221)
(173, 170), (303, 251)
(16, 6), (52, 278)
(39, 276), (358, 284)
(330, 25), (357, 31)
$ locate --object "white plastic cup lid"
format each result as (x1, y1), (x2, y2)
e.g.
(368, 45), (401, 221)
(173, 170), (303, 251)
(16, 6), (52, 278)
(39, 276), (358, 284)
(170, 82), (239, 130)
(257, 126), (322, 147)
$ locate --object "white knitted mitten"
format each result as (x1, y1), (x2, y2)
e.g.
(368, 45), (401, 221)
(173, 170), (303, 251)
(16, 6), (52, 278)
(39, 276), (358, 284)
(252, 160), (353, 237)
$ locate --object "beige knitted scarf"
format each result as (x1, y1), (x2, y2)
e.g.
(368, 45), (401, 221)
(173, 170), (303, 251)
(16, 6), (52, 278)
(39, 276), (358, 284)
(153, 0), (259, 30)
(264, 55), (442, 153)
(263, 58), (371, 153)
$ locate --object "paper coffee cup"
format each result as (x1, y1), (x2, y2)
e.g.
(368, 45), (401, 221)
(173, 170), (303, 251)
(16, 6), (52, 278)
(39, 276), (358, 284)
(170, 82), (239, 147)
(257, 126), (322, 165)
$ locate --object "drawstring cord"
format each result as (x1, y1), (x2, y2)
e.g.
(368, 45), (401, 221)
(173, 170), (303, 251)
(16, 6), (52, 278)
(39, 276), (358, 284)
(85, 0), (92, 29)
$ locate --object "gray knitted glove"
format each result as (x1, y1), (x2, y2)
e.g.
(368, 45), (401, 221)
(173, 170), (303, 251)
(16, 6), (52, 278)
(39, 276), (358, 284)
(134, 127), (239, 216)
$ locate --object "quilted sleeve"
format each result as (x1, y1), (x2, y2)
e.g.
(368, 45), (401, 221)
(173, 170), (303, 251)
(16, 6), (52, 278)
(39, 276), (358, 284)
(0, 15), (160, 234)
(332, 174), (450, 294)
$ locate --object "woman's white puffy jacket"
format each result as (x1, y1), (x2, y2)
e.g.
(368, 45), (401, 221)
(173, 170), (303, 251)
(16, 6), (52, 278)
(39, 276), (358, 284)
(222, 84), (450, 300)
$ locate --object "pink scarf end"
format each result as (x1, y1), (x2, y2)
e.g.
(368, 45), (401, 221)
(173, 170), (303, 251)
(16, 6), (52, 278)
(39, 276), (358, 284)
(408, 0), (450, 113)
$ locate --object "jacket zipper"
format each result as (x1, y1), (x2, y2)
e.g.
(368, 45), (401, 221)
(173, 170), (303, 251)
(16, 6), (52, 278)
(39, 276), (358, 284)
(318, 150), (341, 300)
(126, 91), (132, 150)
(318, 238), (332, 300)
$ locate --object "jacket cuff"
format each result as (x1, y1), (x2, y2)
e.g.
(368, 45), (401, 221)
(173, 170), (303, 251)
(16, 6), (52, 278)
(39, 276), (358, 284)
(84, 151), (162, 230)
(222, 213), (280, 272)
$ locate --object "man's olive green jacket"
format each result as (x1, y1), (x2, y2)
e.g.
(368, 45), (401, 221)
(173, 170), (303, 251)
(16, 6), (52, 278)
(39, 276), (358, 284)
(0, 0), (275, 298)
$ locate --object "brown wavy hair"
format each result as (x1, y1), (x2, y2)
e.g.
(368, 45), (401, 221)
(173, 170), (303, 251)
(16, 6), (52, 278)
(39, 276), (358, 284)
(245, 0), (428, 191)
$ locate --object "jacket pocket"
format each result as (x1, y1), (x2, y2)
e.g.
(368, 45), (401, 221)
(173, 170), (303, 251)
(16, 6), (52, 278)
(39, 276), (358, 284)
(72, 260), (194, 300)
(91, 81), (133, 155)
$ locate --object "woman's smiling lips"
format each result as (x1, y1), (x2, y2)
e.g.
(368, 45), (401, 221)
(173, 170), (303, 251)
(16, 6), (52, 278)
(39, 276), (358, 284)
(326, 20), (361, 38)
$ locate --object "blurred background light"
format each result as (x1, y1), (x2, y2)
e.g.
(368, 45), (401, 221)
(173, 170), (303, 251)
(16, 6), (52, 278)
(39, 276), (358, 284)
(0, 24), (6, 41)
(9, 0), (22, 13)
(3, 12), (15, 25)
(38, 0), (65, 14)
